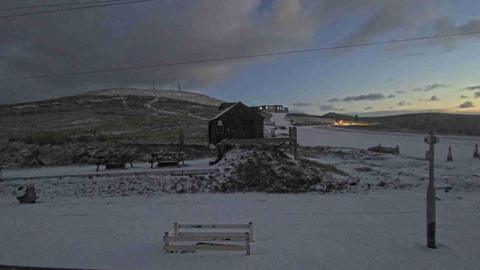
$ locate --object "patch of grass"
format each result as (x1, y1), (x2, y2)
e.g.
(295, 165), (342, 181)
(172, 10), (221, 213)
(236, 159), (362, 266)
(23, 131), (72, 145)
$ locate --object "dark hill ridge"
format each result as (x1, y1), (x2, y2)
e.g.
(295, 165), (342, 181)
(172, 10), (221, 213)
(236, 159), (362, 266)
(0, 89), (223, 167)
(360, 113), (480, 136)
(288, 112), (480, 136)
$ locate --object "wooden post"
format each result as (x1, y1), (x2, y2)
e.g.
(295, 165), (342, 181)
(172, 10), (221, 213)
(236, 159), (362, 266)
(245, 232), (251, 256)
(424, 130), (438, 249)
(289, 127), (298, 160)
(249, 222), (254, 242)
(179, 132), (184, 147)
(96, 159), (102, 172)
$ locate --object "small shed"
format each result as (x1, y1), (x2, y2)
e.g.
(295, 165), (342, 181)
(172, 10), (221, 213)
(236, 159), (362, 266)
(208, 102), (264, 145)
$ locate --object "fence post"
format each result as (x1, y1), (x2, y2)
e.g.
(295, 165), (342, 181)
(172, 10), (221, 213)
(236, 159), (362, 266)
(179, 131), (184, 147)
(249, 222), (255, 242)
(424, 130), (438, 249)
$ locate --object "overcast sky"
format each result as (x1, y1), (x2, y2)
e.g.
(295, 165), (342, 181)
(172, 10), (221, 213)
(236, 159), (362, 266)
(1, 0), (480, 115)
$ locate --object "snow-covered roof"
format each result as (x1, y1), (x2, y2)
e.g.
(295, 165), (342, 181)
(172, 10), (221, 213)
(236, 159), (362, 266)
(210, 102), (239, 121)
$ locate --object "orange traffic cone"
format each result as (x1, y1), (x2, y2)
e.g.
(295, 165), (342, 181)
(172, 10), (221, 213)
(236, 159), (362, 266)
(446, 146), (453, 162)
(474, 144), (480, 158)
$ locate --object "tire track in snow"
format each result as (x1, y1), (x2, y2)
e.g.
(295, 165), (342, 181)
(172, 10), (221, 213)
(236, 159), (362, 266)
(120, 96), (133, 112)
(144, 96), (209, 120)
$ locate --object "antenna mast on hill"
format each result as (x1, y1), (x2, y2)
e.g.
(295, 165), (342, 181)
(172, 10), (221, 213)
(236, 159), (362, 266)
(178, 83), (181, 91)
(153, 80), (156, 90)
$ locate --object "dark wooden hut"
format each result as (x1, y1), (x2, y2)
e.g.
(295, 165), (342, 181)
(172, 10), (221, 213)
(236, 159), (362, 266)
(208, 102), (264, 144)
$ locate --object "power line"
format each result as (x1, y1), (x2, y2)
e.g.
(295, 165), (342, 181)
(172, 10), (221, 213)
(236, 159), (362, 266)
(0, 0), (155, 20)
(0, 0), (128, 12)
(1, 30), (480, 83)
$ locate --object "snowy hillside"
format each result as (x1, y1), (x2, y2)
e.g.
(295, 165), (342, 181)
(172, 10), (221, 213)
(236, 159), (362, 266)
(87, 88), (224, 106)
(0, 91), (221, 167)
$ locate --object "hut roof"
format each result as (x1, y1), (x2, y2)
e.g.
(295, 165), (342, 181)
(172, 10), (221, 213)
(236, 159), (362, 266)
(210, 103), (240, 121)
(210, 102), (263, 121)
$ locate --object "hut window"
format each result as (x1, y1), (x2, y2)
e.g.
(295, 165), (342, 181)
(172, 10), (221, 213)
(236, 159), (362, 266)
(217, 120), (224, 133)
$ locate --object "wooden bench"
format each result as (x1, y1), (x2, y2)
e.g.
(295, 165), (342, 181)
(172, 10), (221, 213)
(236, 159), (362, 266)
(95, 154), (133, 171)
(150, 152), (185, 168)
(163, 222), (254, 255)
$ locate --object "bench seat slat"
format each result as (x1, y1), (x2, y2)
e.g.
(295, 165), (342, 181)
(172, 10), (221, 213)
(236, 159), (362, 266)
(178, 224), (250, 229)
(166, 235), (247, 242)
(166, 244), (247, 252)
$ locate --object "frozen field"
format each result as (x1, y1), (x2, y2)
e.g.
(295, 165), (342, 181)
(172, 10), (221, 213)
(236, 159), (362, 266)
(298, 125), (480, 161)
(0, 191), (479, 270)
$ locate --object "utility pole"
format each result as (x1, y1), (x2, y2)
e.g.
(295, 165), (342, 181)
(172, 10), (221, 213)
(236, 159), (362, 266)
(424, 129), (438, 249)
(289, 127), (298, 160)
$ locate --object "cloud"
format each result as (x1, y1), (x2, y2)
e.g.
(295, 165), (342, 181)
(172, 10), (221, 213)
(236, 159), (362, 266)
(364, 106), (373, 111)
(428, 95), (440, 101)
(463, 85), (480, 91)
(434, 17), (480, 48)
(0, 0), (327, 104)
(0, 0), (454, 105)
(289, 108), (305, 114)
(412, 83), (448, 92)
(319, 104), (345, 112)
(328, 93), (386, 102)
(291, 102), (313, 107)
(398, 101), (411, 106)
(394, 90), (406, 94)
(338, 1), (437, 45)
(459, 101), (475, 109)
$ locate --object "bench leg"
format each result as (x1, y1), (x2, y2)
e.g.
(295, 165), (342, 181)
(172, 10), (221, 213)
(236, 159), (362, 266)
(246, 232), (251, 255)
(163, 232), (169, 253)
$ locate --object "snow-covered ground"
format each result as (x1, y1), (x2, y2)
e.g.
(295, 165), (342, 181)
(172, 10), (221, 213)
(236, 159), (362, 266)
(1, 159), (213, 179)
(270, 112), (480, 161)
(269, 113), (292, 129)
(88, 88), (223, 106)
(264, 113), (292, 138)
(1, 191), (479, 270)
(1, 113), (480, 269)
(298, 124), (480, 161)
